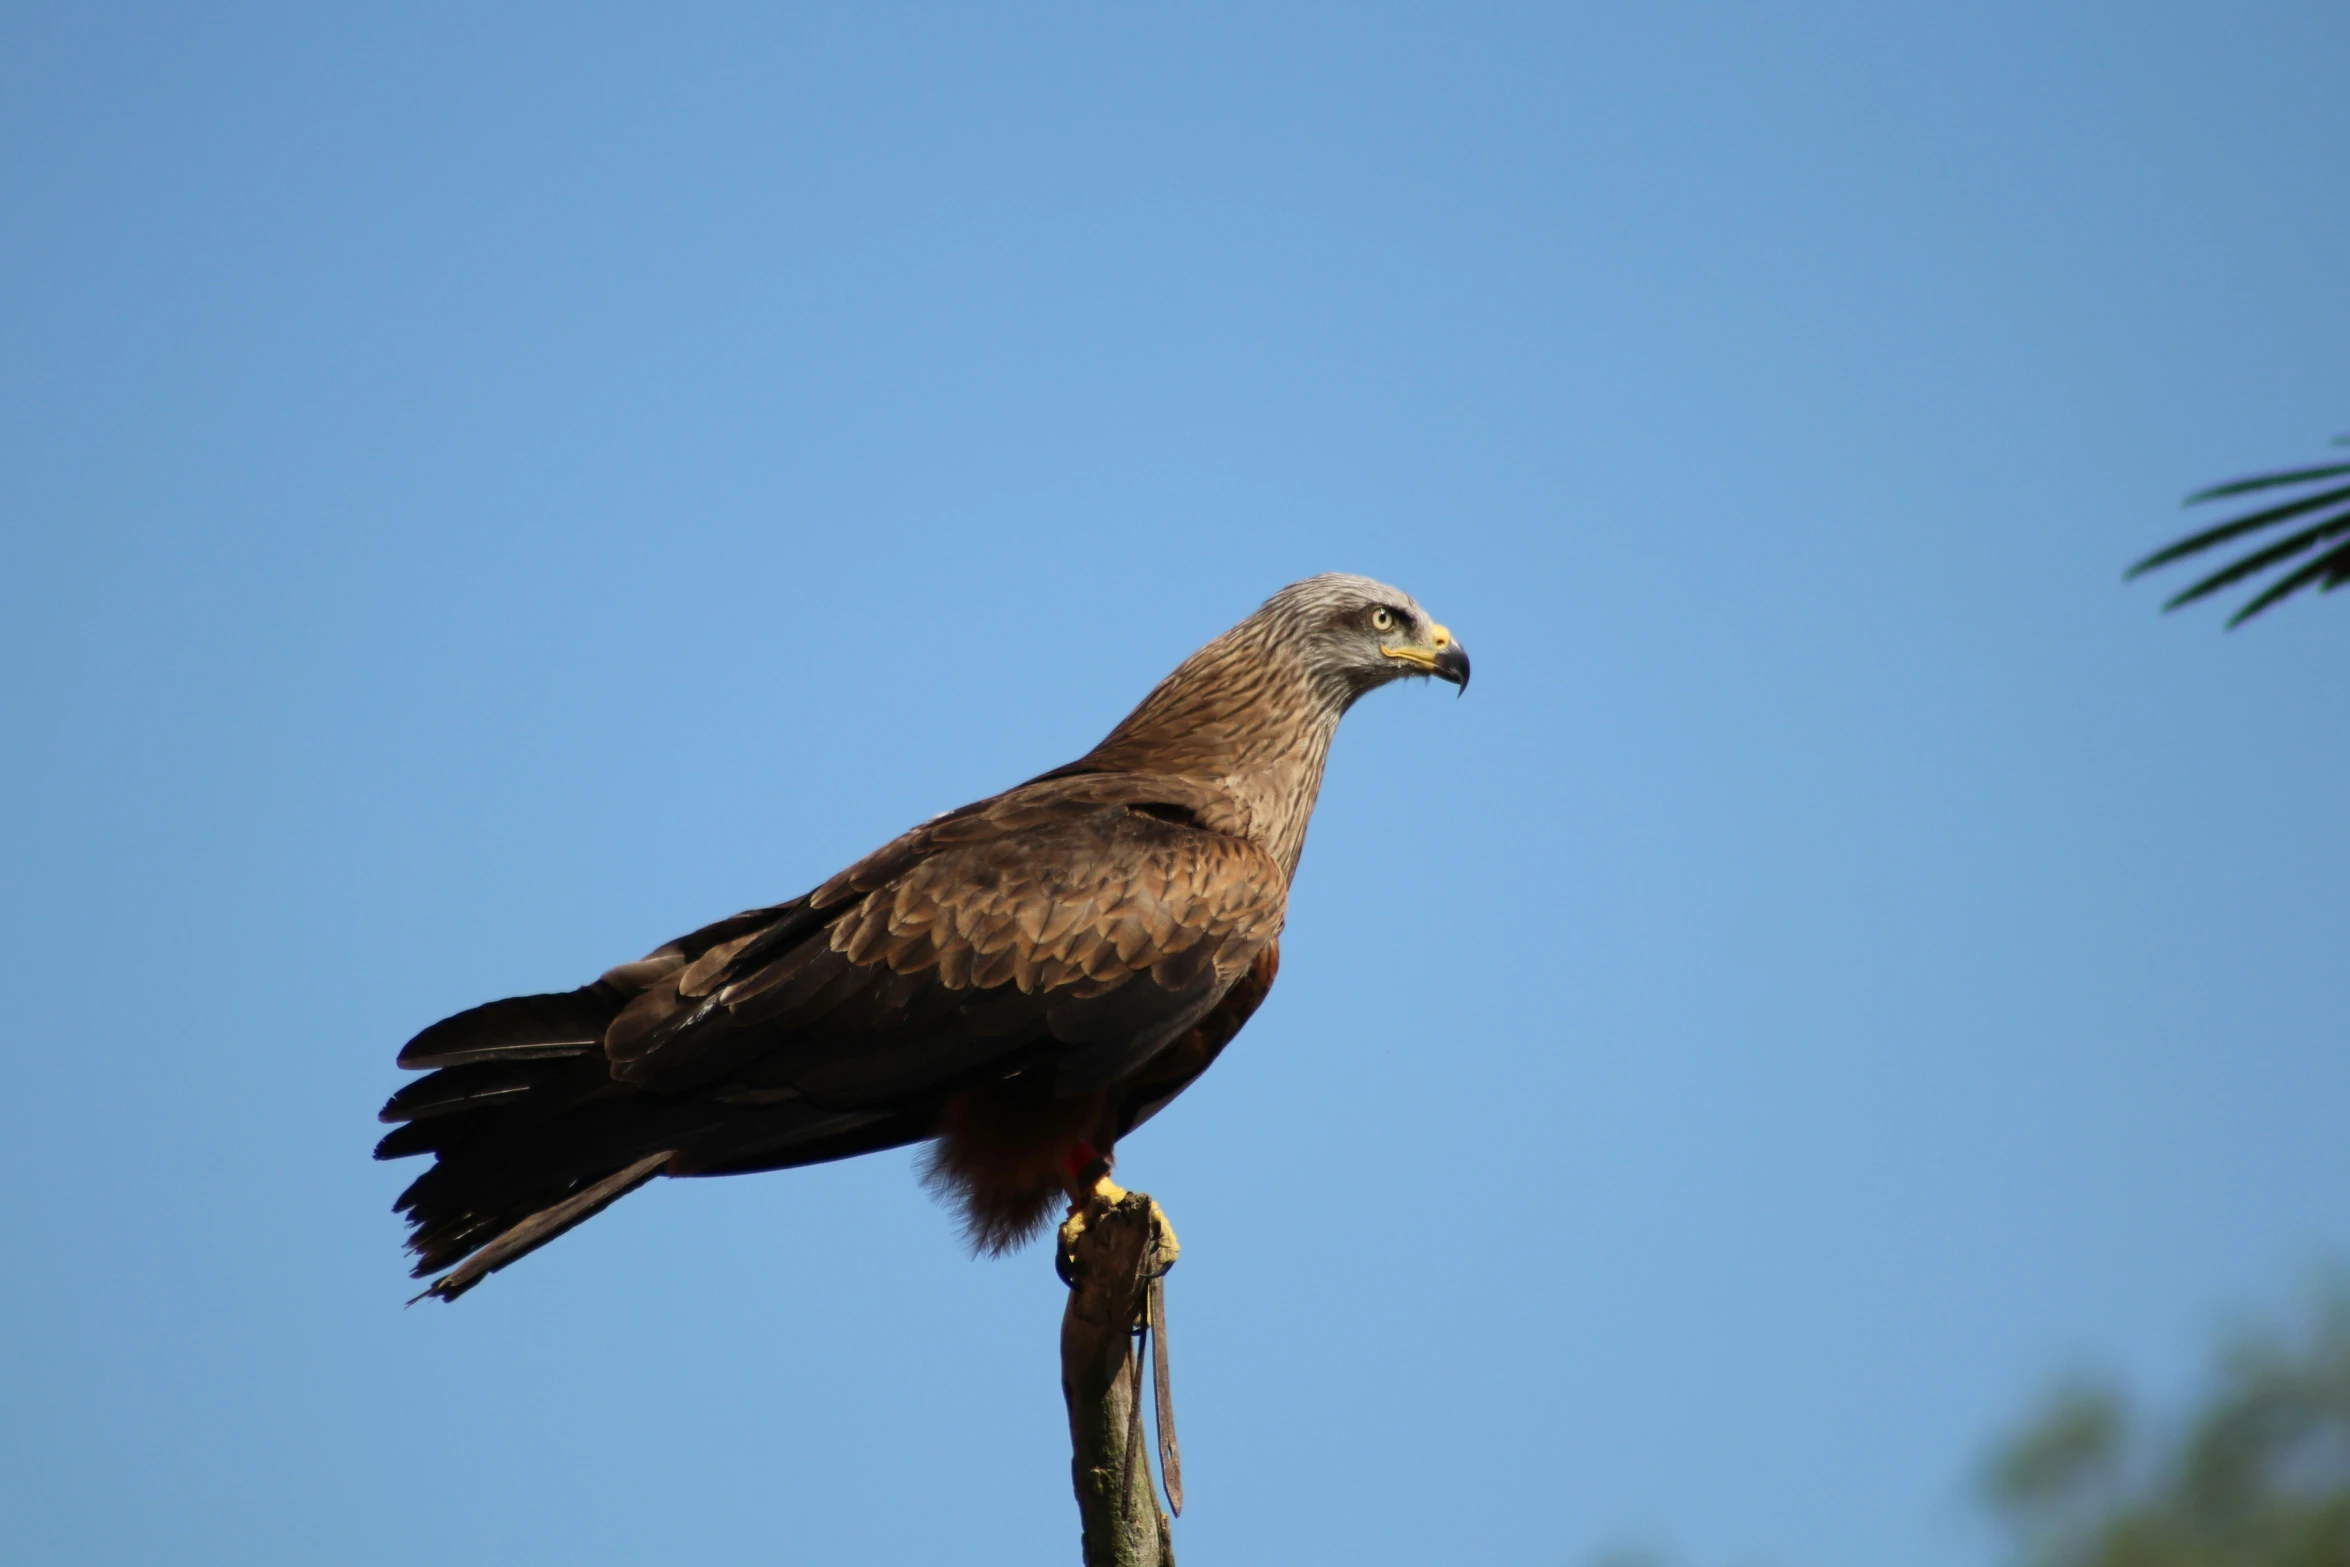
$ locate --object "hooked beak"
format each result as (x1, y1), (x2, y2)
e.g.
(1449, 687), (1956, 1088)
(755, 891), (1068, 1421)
(1380, 622), (1472, 693)
(1432, 637), (1470, 692)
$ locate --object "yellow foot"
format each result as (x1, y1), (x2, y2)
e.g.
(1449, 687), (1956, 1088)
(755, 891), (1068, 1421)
(1055, 1186), (1180, 1286)
(1148, 1198), (1179, 1268)
(1054, 1168), (1127, 1254)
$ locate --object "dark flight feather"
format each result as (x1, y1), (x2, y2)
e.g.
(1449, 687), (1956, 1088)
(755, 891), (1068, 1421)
(384, 795), (1282, 1292)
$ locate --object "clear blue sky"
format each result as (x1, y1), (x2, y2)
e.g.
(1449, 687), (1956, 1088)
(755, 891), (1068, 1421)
(3, 5), (2345, 1565)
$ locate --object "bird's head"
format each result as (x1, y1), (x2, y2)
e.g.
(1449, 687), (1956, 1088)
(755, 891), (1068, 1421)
(1255, 572), (1471, 706)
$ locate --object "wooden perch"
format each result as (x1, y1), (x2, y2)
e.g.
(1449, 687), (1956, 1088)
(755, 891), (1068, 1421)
(1059, 1188), (1182, 1567)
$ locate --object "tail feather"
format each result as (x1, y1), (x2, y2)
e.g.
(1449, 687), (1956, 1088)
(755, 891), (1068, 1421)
(381, 1043), (936, 1297)
(397, 986), (622, 1070)
(412, 1153), (673, 1303)
(379, 1059), (566, 1124)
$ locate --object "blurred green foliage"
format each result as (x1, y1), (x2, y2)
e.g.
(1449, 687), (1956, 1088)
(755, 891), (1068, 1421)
(1576, 1286), (2350, 1567)
(1984, 1287), (2350, 1567)
(2127, 437), (2350, 627)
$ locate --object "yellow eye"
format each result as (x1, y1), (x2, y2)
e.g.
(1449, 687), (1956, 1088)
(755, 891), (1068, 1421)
(1371, 608), (1395, 632)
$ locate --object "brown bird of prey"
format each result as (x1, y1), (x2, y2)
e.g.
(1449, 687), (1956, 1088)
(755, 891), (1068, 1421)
(380, 573), (1469, 1301)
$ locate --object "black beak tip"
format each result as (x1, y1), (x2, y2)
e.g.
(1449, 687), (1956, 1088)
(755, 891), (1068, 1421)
(1436, 641), (1470, 693)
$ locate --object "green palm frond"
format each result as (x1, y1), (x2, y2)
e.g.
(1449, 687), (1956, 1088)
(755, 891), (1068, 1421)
(2127, 437), (2350, 628)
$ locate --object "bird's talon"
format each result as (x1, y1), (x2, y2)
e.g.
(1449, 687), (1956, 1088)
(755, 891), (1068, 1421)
(1147, 1198), (1180, 1270)
(1055, 1207), (1088, 1285)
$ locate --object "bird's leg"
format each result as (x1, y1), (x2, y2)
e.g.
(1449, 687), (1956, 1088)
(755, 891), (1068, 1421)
(1055, 1142), (1120, 1271)
(1064, 1141), (1125, 1206)
(1056, 1142), (1179, 1287)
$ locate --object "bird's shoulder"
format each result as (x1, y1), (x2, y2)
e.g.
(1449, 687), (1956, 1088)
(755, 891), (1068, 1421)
(593, 770), (1286, 1092)
(806, 768), (1258, 909)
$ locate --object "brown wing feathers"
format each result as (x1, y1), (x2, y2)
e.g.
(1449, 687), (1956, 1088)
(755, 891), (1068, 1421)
(381, 785), (1284, 1298)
